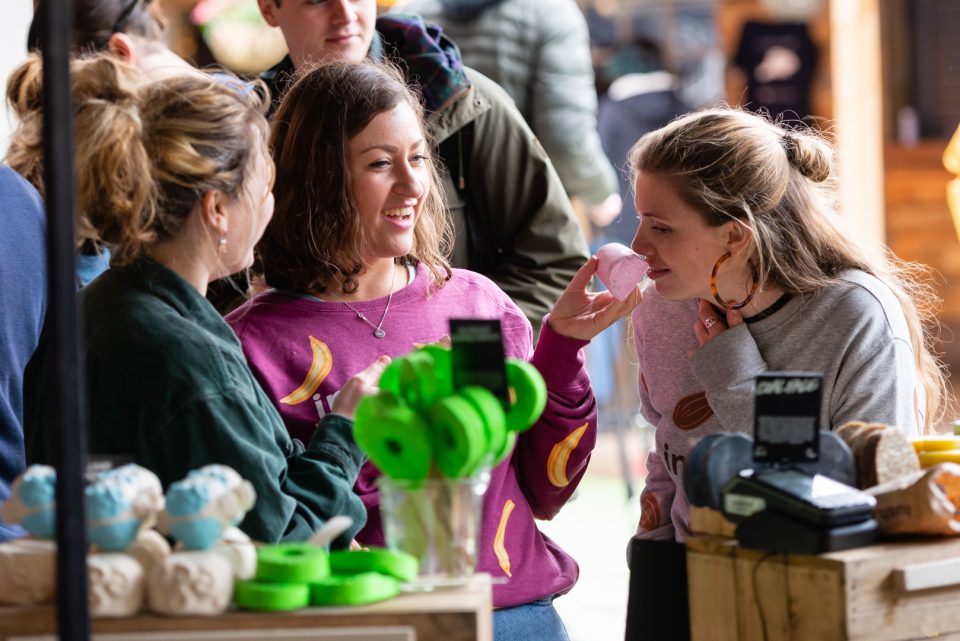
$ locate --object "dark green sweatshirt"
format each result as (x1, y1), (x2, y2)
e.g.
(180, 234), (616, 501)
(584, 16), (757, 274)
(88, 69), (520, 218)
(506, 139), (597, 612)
(25, 257), (365, 546)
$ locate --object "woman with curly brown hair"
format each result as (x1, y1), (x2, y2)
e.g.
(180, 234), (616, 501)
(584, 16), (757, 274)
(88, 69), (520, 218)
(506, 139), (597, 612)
(226, 60), (637, 640)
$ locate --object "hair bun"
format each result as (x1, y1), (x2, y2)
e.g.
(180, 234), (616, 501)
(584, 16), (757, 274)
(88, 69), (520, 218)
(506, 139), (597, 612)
(781, 130), (831, 183)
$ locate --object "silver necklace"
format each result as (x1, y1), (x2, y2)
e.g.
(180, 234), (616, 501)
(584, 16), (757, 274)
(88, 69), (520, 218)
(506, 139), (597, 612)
(336, 265), (397, 339)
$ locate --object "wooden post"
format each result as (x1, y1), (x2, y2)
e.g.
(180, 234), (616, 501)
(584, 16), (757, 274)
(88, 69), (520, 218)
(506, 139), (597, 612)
(830, 0), (885, 242)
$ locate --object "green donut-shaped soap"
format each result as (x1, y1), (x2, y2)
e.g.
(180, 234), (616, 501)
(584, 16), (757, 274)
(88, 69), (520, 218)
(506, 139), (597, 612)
(377, 359), (403, 396)
(504, 359), (547, 433)
(427, 395), (489, 478)
(354, 405), (432, 481)
(354, 389), (401, 432)
(399, 351), (441, 410)
(329, 547), (419, 582)
(457, 386), (506, 466)
(419, 344), (453, 394)
(256, 543), (330, 584)
(493, 429), (517, 466)
(234, 580), (310, 611)
(310, 572), (400, 606)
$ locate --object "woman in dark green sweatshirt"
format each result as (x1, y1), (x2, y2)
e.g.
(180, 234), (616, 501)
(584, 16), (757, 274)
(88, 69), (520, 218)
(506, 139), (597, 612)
(22, 54), (374, 547)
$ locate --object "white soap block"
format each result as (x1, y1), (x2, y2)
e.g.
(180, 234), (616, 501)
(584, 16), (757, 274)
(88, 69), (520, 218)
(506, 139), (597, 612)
(211, 526), (257, 581)
(596, 243), (648, 301)
(88, 553), (145, 618)
(147, 551), (233, 616)
(0, 538), (56, 605)
(126, 529), (172, 577)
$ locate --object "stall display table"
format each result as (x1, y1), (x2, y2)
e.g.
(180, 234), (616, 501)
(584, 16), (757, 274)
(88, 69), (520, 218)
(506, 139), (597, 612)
(687, 535), (960, 641)
(0, 573), (492, 641)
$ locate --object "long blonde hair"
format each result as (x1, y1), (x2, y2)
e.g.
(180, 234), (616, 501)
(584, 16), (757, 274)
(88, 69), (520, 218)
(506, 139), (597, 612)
(629, 107), (950, 431)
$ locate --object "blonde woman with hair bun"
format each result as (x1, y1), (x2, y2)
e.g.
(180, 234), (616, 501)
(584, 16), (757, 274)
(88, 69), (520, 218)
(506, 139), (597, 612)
(624, 107), (951, 636)
(22, 54), (377, 548)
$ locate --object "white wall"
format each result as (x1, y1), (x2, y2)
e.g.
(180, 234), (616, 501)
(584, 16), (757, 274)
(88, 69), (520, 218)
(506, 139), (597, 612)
(0, 1), (33, 157)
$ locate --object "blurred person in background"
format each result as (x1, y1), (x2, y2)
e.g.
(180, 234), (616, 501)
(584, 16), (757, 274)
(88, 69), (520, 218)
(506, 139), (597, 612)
(28, 0), (199, 83)
(396, 0), (621, 223)
(584, 38), (689, 440)
(0, 165), (46, 542)
(595, 37), (688, 246)
(23, 0), (205, 287)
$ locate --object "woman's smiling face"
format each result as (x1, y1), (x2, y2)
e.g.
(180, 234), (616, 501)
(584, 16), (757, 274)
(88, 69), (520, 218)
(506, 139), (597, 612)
(630, 171), (733, 301)
(347, 102), (430, 264)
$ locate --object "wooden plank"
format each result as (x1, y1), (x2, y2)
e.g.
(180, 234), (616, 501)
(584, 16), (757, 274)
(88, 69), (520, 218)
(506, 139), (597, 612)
(0, 574), (492, 641)
(687, 551), (740, 641)
(786, 564), (846, 641)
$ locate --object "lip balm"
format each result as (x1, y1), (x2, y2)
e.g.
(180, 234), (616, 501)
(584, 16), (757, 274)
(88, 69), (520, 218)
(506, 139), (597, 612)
(596, 243), (649, 301)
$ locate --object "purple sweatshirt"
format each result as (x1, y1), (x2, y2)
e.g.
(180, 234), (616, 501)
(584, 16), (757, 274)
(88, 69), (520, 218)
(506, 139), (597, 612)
(227, 266), (597, 608)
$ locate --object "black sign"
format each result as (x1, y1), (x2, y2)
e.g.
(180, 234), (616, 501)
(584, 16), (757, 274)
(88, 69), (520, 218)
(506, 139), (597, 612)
(753, 372), (823, 464)
(449, 319), (510, 407)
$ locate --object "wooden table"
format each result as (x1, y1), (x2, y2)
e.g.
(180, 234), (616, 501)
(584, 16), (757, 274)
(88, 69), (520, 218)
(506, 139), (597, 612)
(687, 535), (960, 641)
(0, 573), (492, 641)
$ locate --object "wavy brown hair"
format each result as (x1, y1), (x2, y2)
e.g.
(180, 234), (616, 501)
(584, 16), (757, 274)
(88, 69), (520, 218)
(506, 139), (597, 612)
(261, 61), (453, 296)
(629, 107), (950, 431)
(5, 53), (270, 265)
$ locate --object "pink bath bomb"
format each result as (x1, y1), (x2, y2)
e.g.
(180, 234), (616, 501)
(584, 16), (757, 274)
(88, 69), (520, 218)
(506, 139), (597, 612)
(596, 243), (648, 300)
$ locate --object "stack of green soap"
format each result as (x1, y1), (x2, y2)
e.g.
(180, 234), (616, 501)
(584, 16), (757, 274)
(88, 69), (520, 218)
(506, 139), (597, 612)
(234, 544), (418, 611)
(354, 344), (548, 482)
(235, 543), (329, 611)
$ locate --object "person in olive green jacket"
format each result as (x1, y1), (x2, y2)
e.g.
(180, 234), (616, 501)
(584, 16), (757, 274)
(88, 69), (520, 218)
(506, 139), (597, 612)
(22, 54), (377, 548)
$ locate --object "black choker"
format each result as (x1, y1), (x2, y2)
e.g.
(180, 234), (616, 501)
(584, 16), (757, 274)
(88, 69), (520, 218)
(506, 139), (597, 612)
(744, 293), (793, 324)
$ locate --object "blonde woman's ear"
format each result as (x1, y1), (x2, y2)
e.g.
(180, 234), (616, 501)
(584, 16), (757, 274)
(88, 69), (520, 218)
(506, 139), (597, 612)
(200, 190), (230, 237)
(723, 220), (753, 253)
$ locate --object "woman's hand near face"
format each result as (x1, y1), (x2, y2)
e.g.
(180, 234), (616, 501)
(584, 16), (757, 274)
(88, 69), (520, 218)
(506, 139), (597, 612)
(547, 256), (642, 340)
(693, 298), (743, 346)
(330, 355), (392, 420)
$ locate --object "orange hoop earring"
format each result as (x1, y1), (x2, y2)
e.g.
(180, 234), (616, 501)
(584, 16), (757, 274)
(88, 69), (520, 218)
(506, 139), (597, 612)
(710, 252), (758, 310)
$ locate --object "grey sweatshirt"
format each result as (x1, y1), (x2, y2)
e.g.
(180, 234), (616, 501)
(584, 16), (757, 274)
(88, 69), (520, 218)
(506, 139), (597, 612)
(632, 269), (921, 541)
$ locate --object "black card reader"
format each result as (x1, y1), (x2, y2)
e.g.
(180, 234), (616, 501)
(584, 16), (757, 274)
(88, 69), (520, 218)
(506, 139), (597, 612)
(722, 468), (876, 527)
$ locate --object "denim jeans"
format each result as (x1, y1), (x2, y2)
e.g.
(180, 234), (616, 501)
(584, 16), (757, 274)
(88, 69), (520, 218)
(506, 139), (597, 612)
(494, 597), (570, 641)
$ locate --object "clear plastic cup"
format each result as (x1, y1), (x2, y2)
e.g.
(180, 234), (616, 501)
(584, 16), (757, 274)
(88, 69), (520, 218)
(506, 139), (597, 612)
(377, 470), (490, 589)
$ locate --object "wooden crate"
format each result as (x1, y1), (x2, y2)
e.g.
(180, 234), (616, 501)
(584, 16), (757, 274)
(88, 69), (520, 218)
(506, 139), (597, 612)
(687, 535), (960, 641)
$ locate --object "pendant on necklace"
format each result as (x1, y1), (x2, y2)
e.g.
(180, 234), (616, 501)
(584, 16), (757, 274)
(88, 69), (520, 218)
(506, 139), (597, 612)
(375, 328), (386, 339)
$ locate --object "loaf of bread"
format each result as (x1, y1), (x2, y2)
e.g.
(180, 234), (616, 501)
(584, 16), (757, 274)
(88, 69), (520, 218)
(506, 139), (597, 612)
(835, 421), (920, 489)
